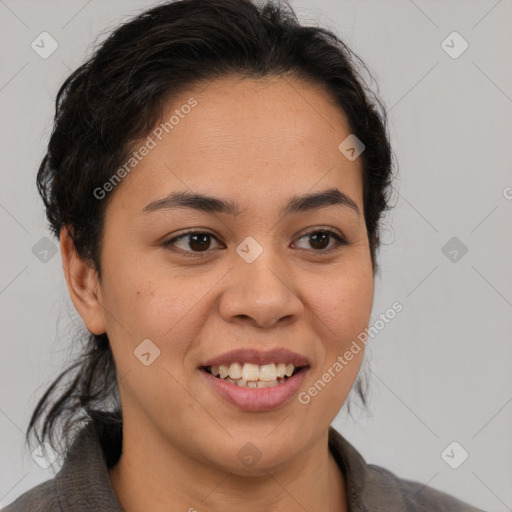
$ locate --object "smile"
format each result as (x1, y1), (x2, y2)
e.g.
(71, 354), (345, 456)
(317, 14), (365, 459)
(203, 362), (302, 388)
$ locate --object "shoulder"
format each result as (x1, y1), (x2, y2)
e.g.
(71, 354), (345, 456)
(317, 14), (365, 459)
(328, 427), (486, 512)
(1, 477), (60, 512)
(365, 463), (486, 512)
(2, 414), (124, 512)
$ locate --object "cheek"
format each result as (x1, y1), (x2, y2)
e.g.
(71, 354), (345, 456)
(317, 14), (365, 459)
(295, 271), (371, 435)
(99, 259), (224, 358)
(309, 262), (374, 344)
(305, 270), (372, 413)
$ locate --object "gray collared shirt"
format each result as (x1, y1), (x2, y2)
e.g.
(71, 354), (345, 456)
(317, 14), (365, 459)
(3, 414), (486, 511)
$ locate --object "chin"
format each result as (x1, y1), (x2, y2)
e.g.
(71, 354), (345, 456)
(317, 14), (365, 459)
(197, 424), (313, 476)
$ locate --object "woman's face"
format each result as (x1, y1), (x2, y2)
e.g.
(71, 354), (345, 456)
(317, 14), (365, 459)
(87, 76), (374, 473)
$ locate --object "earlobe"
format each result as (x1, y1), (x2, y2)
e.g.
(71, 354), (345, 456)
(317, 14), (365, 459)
(59, 227), (107, 335)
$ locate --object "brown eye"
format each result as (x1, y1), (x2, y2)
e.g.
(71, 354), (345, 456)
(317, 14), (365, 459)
(294, 229), (347, 252)
(187, 233), (212, 252)
(309, 231), (330, 250)
(164, 231), (222, 255)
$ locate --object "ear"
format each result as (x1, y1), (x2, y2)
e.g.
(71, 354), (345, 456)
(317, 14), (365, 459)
(60, 227), (107, 335)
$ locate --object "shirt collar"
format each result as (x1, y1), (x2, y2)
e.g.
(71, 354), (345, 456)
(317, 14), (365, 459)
(55, 410), (124, 511)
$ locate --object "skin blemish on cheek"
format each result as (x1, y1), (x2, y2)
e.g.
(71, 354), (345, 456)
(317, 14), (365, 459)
(135, 288), (153, 298)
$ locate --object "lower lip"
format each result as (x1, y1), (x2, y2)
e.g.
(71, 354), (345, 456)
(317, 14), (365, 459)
(200, 368), (309, 411)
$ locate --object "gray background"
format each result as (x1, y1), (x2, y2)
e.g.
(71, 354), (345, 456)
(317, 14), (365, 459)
(1, 0), (511, 510)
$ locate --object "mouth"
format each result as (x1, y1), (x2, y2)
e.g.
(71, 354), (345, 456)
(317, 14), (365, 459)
(198, 348), (310, 411)
(201, 362), (306, 389)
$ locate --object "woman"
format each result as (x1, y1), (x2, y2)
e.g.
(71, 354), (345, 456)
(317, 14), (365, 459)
(4, 0), (485, 510)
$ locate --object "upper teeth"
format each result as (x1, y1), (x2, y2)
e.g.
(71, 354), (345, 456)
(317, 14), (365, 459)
(210, 362), (296, 381)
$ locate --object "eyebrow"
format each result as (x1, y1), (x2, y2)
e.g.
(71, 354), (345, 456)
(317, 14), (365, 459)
(141, 187), (359, 217)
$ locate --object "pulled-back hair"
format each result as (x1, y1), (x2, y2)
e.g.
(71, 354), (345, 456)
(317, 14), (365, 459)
(29, 0), (394, 458)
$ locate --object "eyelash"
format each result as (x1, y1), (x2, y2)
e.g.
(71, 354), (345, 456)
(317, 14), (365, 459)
(162, 228), (348, 258)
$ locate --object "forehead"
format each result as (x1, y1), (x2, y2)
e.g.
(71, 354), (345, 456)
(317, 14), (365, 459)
(109, 75), (363, 214)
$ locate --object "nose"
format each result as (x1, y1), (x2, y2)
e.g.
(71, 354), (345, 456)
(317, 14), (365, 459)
(218, 251), (304, 330)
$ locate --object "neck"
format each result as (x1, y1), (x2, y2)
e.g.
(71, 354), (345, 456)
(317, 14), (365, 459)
(108, 421), (347, 512)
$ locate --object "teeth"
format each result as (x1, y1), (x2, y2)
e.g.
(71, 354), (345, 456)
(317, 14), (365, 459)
(259, 363), (277, 381)
(276, 363), (287, 378)
(239, 362), (296, 381)
(228, 362), (243, 379)
(285, 363), (294, 377)
(242, 363), (260, 382)
(231, 377), (284, 389)
(256, 380), (275, 388)
(219, 365), (229, 379)
(207, 361), (300, 386)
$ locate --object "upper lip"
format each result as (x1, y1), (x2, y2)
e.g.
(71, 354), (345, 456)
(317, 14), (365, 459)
(200, 348), (310, 368)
